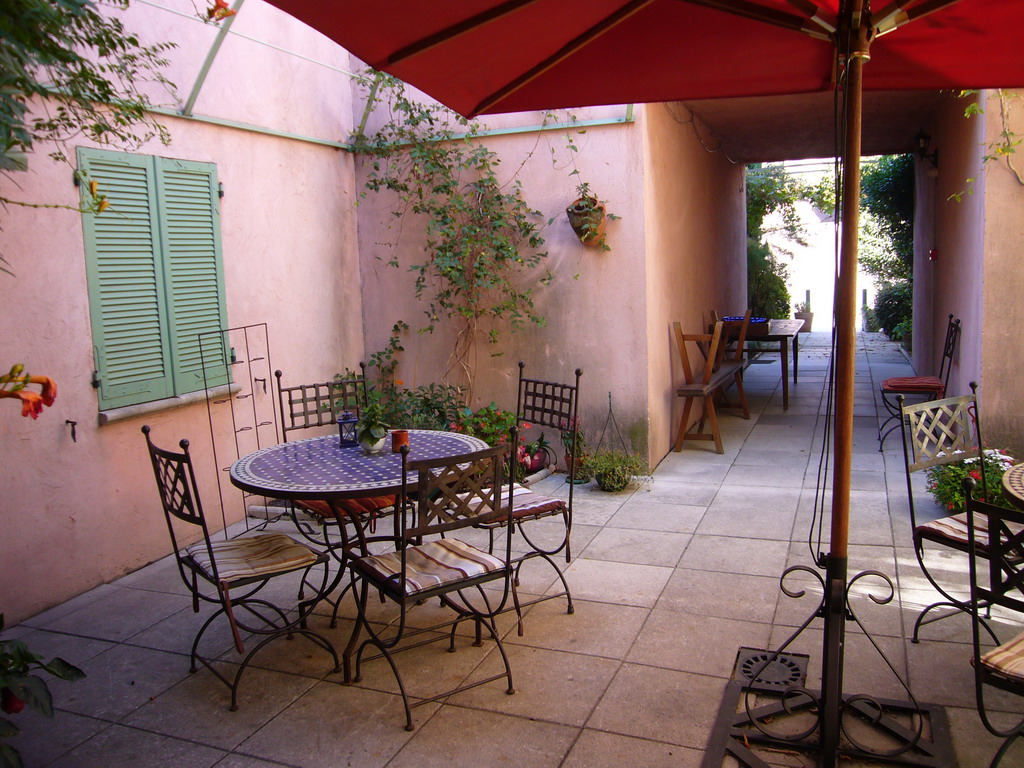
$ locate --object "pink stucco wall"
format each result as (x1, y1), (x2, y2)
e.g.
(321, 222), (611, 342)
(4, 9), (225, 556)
(354, 100), (745, 464)
(914, 89), (1024, 456)
(0, 1), (364, 622)
(979, 90), (1024, 456)
(914, 91), (986, 399)
(641, 103), (747, 461)
(355, 103), (648, 452)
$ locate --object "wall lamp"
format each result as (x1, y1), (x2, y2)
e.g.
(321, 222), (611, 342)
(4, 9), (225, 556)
(915, 130), (939, 168)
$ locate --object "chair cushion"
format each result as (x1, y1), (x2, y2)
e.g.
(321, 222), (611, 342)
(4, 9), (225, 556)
(297, 496), (395, 519)
(187, 533), (319, 583)
(355, 539), (505, 597)
(918, 514), (1024, 557)
(467, 484), (566, 526)
(981, 630), (1024, 683)
(881, 376), (944, 395)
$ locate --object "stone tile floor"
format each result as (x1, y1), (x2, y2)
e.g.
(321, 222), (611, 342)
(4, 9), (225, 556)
(6, 332), (1023, 767)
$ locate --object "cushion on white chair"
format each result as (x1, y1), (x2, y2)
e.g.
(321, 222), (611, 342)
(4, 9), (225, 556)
(187, 533), (318, 582)
(881, 375), (944, 394)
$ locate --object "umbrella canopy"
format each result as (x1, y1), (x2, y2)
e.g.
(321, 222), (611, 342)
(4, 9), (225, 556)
(265, 0), (1024, 118)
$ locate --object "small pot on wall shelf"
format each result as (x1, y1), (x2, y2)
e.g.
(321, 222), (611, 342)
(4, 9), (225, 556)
(565, 196), (607, 246)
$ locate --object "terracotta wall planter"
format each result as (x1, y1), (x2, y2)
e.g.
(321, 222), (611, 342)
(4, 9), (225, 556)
(566, 196), (607, 245)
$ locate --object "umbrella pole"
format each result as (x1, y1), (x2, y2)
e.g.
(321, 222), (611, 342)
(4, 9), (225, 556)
(819, 16), (870, 768)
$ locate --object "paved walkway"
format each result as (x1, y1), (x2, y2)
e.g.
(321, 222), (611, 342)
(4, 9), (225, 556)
(7, 332), (1022, 767)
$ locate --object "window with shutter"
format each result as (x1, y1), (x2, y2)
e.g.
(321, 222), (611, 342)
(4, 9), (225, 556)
(79, 148), (229, 411)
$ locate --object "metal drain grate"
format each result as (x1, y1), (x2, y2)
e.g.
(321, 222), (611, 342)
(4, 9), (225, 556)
(732, 647), (809, 691)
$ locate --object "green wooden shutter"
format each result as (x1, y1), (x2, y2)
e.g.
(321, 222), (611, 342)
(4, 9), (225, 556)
(156, 158), (229, 393)
(79, 148), (174, 409)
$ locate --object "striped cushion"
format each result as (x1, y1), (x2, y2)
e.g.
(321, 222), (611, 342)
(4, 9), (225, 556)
(981, 630), (1024, 683)
(881, 376), (944, 395)
(466, 484), (565, 525)
(919, 514), (1024, 556)
(297, 496), (395, 519)
(355, 539), (504, 596)
(187, 533), (318, 583)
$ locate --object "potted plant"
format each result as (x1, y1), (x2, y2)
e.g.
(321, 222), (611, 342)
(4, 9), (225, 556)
(1, 614), (85, 767)
(794, 299), (814, 332)
(582, 450), (650, 492)
(519, 430), (554, 473)
(925, 448), (1017, 512)
(559, 419), (592, 483)
(356, 394), (389, 453)
(565, 182), (615, 250)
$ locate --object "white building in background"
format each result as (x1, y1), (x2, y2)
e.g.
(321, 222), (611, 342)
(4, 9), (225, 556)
(762, 159), (878, 332)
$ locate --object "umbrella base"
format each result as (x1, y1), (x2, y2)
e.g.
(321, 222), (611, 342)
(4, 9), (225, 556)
(701, 679), (954, 768)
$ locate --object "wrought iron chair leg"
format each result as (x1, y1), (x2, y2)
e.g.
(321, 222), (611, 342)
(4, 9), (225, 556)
(991, 730), (1022, 768)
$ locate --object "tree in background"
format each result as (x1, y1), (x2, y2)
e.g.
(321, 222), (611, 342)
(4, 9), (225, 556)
(1, 0), (174, 214)
(745, 164), (804, 318)
(859, 154), (914, 284)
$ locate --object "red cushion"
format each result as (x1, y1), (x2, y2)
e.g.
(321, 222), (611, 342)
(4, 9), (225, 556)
(297, 496), (395, 519)
(881, 376), (944, 395)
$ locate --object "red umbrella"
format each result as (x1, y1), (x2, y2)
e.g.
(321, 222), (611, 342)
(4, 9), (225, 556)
(264, 0), (1023, 119)
(262, 1), (1024, 764)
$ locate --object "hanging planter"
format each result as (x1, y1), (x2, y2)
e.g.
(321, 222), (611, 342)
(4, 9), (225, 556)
(566, 195), (607, 246)
(565, 181), (617, 250)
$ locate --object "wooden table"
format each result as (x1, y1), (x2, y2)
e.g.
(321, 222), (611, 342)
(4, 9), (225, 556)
(746, 318), (805, 410)
(1002, 463), (1024, 510)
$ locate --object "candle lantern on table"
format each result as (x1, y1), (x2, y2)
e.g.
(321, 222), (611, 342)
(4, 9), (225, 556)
(337, 411), (358, 447)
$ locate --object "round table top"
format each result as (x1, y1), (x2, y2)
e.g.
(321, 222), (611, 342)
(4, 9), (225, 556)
(230, 430), (489, 500)
(1002, 463), (1024, 510)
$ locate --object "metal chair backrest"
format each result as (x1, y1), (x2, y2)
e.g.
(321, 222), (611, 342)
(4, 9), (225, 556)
(937, 313), (961, 393)
(402, 442), (512, 542)
(141, 425), (220, 584)
(516, 362), (582, 433)
(274, 364), (369, 442)
(900, 383), (987, 526)
(967, 487), (1024, 617)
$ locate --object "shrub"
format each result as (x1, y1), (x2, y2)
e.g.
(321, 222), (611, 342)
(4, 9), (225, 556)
(582, 450), (649, 492)
(925, 449), (1017, 512)
(747, 240), (791, 319)
(874, 281), (913, 339)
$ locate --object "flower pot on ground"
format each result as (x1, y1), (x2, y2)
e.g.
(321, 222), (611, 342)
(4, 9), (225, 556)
(583, 450), (649, 493)
(793, 301), (813, 331)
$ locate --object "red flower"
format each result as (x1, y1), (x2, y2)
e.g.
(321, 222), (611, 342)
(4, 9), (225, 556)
(969, 470), (982, 481)
(206, 0), (236, 21)
(1, 389), (45, 419)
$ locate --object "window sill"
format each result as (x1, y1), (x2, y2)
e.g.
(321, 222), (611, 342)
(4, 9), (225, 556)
(98, 383), (241, 425)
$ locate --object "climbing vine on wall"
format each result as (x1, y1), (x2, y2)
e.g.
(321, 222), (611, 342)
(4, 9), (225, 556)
(351, 71), (552, 397)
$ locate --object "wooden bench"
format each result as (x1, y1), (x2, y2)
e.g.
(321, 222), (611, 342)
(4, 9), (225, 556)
(672, 318), (751, 454)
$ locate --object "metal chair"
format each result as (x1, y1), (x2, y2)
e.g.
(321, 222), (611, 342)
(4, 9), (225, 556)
(141, 425), (339, 710)
(965, 482), (1024, 767)
(878, 313), (960, 450)
(274, 367), (396, 626)
(345, 441), (517, 730)
(477, 362), (582, 633)
(899, 384), (995, 642)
